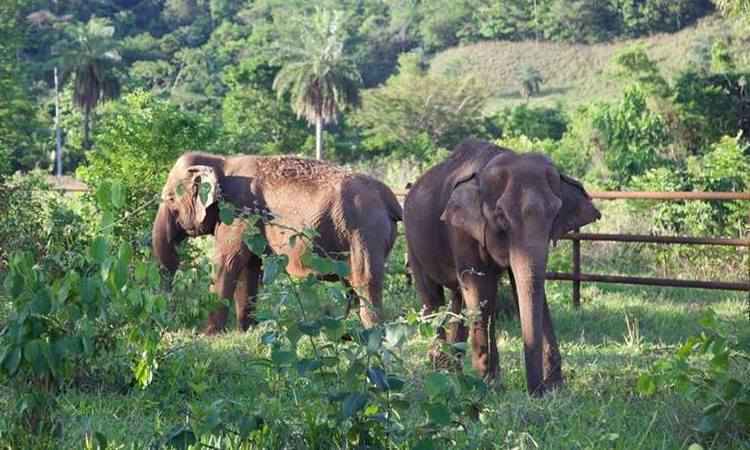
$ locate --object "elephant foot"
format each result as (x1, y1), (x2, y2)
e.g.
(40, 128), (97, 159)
(543, 374), (564, 392)
(358, 306), (382, 329)
(202, 322), (227, 336)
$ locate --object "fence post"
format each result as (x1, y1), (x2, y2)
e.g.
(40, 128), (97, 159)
(572, 227), (581, 308)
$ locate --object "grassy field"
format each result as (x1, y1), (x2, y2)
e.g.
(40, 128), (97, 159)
(429, 14), (737, 112)
(3, 235), (747, 449)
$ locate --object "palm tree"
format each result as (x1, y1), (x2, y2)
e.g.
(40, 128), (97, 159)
(271, 8), (361, 160)
(55, 17), (121, 149)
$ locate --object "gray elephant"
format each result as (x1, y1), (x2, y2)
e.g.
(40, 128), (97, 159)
(404, 139), (600, 395)
(152, 152), (403, 333)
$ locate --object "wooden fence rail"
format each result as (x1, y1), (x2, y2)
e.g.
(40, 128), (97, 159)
(395, 190), (750, 307)
(53, 177), (748, 307)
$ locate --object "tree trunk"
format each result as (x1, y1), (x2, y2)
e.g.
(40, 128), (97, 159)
(54, 66), (63, 176)
(315, 117), (323, 160)
(83, 103), (91, 150)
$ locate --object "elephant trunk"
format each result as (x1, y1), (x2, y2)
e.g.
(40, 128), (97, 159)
(509, 240), (548, 396)
(152, 202), (183, 273)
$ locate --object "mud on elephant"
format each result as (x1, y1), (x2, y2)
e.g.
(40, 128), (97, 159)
(404, 139), (600, 395)
(152, 152), (403, 333)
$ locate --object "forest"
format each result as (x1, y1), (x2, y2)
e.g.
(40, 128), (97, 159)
(1, 0), (750, 448)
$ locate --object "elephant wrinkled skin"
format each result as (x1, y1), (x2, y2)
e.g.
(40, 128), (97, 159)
(152, 152), (402, 333)
(404, 139), (601, 395)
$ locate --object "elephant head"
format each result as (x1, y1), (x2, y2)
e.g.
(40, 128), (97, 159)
(152, 160), (223, 272)
(440, 151), (600, 393)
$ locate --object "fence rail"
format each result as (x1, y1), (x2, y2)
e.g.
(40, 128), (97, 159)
(396, 190), (750, 306)
(54, 178), (748, 306)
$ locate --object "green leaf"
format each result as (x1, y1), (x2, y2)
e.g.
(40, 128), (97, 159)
(95, 182), (111, 209)
(243, 231), (267, 255)
(199, 181), (211, 205)
(219, 203), (235, 225)
(2, 347), (22, 376)
(425, 402), (451, 426)
(298, 320), (321, 336)
(695, 413), (722, 434)
(110, 181), (125, 209)
(711, 351), (730, 371)
(24, 339), (48, 375)
(271, 349), (296, 366)
(367, 367), (389, 391)
(386, 375), (405, 392)
(736, 401), (750, 427)
(424, 372), (452, 398)
(342, 392), (368, 418)
(723, 378), (742, 400)
(365, 327), (383, 354)
(413, 439), (437, 450)
(384, 324), (409, 350)
(262, 257), (281, 285)
(89, 237), (109, 264)
(295, 358), (322, 376)
(636, 373), (657, 397)
(135, 261), (147, 282)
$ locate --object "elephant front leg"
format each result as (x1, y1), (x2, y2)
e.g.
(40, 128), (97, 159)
(459, 269), (499, 381)
(233, 256), (262, 331)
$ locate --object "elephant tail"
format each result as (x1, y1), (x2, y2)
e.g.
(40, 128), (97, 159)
(380, 184), (403, 222)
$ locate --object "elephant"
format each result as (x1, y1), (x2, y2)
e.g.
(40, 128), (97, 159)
(152, 152), (403, 333)
(404, 139), (600, 395)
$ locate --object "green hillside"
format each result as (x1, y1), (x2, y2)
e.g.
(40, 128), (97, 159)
(430, 15), (728, 111)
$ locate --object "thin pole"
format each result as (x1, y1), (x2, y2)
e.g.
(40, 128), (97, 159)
(54, 65), (62, 177)
(572, 228), (581, 308)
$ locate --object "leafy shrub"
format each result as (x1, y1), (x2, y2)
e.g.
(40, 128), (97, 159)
(490, 104), (568, 141)
(591, 86), (671, 188)
(76, 90), (217, 246)
(637, 309), (750, 438)
(632, 134), (750, 237)
(671, 70), (750, 153)
(0, 172), (92, 273)
(354, 53), (489, 155)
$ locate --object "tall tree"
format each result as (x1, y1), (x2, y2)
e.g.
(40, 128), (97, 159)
(271, 8), (361, 160)
(55, 17), (121, 149)
(0, 0), (40, 177)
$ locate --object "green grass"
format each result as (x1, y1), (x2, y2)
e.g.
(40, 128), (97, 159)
(429, 14), (732, 113)
(7, 261), (746, 449)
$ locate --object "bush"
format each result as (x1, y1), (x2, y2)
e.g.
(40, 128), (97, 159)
(354, 53), (489, 156)
(671, 70), (750, 153)
(591, 86), (671, 188)
(76, 90), (217, 247)
(0, 172), (92, 274)
(490, 104), (568, 141)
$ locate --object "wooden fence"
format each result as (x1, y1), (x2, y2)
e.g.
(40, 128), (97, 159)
(54, 177), (748, 307)
(394, 191), (750, 308)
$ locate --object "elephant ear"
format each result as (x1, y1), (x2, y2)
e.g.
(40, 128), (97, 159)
(185, 165), (221, 224)
(551, 174), (601, 240)
(440, 174), (487, 247)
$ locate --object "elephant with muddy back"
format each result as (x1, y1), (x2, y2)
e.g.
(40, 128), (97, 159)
(152, 152), (403, 333)
(404, 139), (601, 395)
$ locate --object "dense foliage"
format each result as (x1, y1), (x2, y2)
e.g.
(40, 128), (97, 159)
(1, 0), (750, 448)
